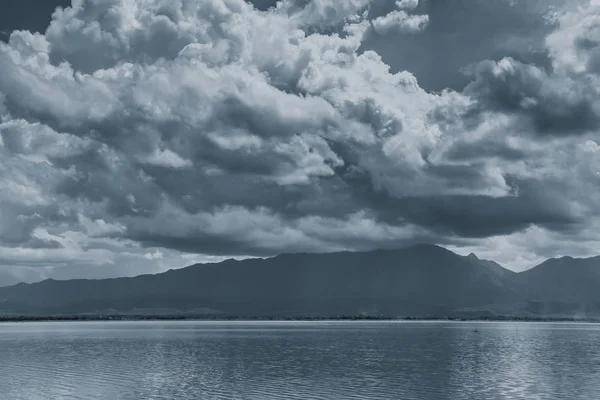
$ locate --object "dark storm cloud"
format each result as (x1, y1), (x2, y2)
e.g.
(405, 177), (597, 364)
(441, 137), (529, 163)
(1, 0), (600, 283)
(464, 58), (600, 135)
(389, 189), (580, 238)
(328, 159), (579, 239)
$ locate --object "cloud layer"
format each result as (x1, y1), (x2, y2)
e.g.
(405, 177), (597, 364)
(1, 0), (600, 284)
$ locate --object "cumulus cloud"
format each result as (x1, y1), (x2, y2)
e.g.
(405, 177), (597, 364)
(546, 0), (600, 75)
(395, 0), (419, 10)
(464, 57), (600, 135)
(372, 9), (429, 35)
(0, 0), (600, 284)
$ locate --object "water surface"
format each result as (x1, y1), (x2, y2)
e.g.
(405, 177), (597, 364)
(1, 321), (599, 399)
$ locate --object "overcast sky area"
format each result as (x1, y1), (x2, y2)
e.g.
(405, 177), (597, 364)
(0, 0), (599, 285)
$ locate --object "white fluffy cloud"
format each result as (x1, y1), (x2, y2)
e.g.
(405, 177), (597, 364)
(372, 10), (428, 34)
(0, 0), (600, 284)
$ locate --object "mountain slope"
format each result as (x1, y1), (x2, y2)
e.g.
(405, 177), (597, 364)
(516, 256), (600, 303)
(0, 245), (519, 317)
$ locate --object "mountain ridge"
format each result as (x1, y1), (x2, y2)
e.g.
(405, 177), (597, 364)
(1, 244), (599, 318)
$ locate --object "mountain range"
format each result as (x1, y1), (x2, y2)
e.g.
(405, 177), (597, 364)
(1, 244), (599, 319)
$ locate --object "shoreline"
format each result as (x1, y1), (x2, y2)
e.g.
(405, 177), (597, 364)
(1, 315), (599, 323)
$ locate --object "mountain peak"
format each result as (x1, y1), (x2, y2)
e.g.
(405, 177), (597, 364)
(467, 253), (479, 260)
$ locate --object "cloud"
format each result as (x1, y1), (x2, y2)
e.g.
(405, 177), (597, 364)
(395, 0), (419, 10)
(143, 148), (193, 169)
(372, 10), (429, 35)
(546, 0), (600, 75)
(279, 0), (373, 30)
(462, 57), (600, 135)
(0, 0), (600, 284)
(361, 0), (588, 92)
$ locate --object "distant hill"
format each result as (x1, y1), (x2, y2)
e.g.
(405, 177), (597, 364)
(515, 256), (600, 302)
(0, 245), (599, 319)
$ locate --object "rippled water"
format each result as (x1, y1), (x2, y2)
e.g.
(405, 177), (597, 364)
(1, 321), (600, 399)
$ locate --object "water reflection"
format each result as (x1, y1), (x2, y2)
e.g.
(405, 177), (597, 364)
(0, 321), (599, 399)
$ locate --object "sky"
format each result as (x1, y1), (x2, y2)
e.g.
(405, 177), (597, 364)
(0, 0), (599, 285)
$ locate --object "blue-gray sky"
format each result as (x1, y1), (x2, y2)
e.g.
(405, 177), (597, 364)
(1, 0), (599, 285)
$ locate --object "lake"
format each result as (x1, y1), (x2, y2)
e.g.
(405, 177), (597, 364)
(0, 321), (599, 399)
